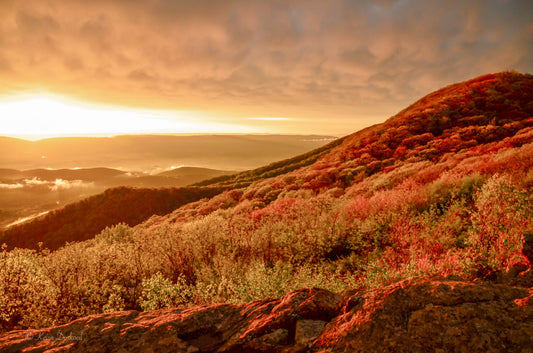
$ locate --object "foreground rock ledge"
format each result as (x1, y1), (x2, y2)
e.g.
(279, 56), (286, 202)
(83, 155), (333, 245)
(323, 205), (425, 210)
(1, 273), (532, 353)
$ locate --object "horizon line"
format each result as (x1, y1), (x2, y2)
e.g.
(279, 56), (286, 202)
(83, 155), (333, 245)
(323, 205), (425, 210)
(0, 132), (344, 142)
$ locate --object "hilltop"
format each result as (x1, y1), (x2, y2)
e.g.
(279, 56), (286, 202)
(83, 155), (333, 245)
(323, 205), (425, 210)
(193, 71), (533, 189)
(0, 72), (532, 351)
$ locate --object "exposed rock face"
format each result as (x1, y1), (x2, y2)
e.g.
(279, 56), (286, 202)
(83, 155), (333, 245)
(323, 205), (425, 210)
(314, 273), (533, 353)
(1, 273), (532, 353)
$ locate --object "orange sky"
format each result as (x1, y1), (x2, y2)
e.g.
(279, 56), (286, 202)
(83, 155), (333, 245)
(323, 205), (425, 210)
(1, 0), (532, 139)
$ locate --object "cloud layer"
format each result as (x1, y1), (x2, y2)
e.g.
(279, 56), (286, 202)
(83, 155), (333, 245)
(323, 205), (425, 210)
(1, 0), (532, 134)
(0, 178), (93, 191)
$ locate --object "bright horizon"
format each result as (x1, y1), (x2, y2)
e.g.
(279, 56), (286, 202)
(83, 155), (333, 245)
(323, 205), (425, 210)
(1, 94), (362, 140)
(0, 94), (329, 140)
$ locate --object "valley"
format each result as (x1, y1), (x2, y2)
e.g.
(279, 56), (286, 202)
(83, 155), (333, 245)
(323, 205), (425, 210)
(0, 134), (334, 229)
(0, 166), (235, 229)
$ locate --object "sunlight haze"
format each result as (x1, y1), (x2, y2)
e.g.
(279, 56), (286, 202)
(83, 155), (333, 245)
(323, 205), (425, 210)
(0, 96), (263, 140)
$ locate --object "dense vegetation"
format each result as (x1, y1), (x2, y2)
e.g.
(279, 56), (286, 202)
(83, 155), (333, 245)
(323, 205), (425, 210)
(1, 71), (532, 333)
(198, 71), (533, 190)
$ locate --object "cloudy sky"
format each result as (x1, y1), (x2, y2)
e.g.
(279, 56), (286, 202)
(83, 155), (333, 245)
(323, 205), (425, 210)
(1, 0), (532, 138)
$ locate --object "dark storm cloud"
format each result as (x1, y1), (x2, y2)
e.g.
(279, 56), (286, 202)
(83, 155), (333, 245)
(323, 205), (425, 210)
(0, 0), (532, 130)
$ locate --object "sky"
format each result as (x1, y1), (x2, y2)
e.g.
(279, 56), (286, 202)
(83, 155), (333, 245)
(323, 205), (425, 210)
(0, 0), (532, 139)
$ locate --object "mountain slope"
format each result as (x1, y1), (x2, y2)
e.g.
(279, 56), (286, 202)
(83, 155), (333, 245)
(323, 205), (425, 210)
(193, 135), (348, 187)
(2, 71), (533, 249)
(179, 72), (533, 196)
(150, 71), (533, 224)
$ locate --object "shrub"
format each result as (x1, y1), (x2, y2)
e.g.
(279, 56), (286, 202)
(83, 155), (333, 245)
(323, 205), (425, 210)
(95, 223), (133, 244)
(138, 272), (191, 311)
(469, 174), (532, 268)
(0, 247), (55, 331)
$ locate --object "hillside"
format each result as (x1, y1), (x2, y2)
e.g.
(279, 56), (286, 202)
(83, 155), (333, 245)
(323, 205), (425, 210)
(0, 166), (235, 230)
(5, 72), (532, 250)
(0, 72), (532, 349)
(195, 71), (533, 189)
(147, 71), (533, 224)
(0, 186), (226, 250)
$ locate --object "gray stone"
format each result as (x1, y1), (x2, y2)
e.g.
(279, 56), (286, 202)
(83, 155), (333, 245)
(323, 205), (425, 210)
(295, 319), (326, 345)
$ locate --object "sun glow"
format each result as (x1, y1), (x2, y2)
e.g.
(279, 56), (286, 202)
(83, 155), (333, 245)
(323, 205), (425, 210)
(0, 95), (259, 140)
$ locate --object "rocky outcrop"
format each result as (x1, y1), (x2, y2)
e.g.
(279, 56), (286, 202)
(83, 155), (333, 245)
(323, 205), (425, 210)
(314, 271), (533, 353)
(1, 272), (532, 353)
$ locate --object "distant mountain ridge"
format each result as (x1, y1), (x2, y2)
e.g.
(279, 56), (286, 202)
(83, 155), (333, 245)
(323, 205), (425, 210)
(157, 166), (235, 179)
(0, 166), (235, 185)
(0, 134), (337, 171)
(1, 167), (124, 182)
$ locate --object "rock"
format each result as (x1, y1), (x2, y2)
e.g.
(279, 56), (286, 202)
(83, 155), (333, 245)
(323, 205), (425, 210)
(313, 275), (533, 353)
(259, 328), (289, 345)
(522, 231), (533, 264)
(295, 320), (326, 345)
(477, 264), (533, 288)
(220, 287), (341, 352)
(0, 275), (532, 353)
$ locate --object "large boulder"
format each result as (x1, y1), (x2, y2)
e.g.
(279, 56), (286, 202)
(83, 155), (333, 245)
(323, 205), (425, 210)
(0, 274), (531, 353)
(313, 275), (533, 353)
